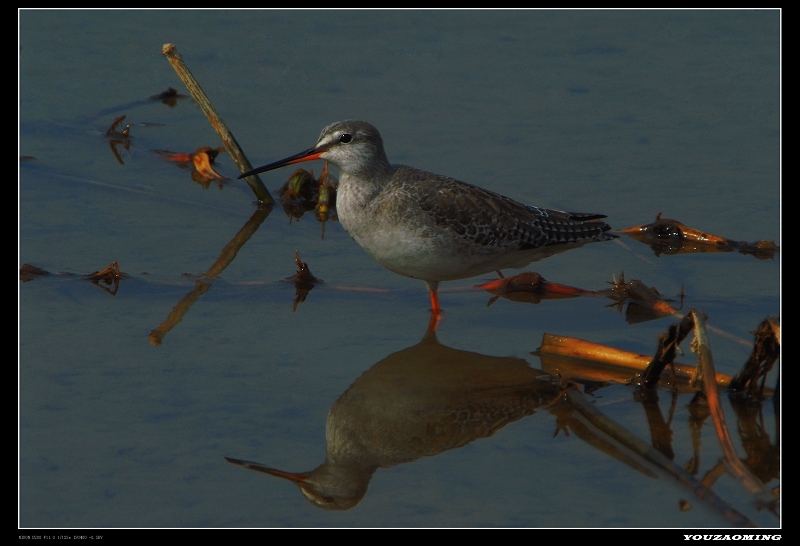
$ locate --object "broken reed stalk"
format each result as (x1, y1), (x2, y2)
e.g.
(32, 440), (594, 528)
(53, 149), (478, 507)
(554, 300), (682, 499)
(641, 312), (696, 388)
(730, 317), (781, 397)
(161, 43), (274, 205)
(537, 334), (734, 387)
(691, 310), (771, 501)
(564, 388), (756, 528)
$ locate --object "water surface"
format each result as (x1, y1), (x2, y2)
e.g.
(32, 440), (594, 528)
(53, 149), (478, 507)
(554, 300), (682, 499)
(19, 9), (780, 529)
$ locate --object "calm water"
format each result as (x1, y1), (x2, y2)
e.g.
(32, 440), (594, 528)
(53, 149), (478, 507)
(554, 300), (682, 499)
(19, 9), (780, 529)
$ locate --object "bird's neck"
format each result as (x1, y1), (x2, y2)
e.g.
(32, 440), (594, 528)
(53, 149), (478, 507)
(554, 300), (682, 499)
(338, 159), (395, 201)
(344, 145), (392, 181)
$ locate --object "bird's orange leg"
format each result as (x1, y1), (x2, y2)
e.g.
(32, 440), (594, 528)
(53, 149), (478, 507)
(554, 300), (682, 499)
(427, 289), (442, 332)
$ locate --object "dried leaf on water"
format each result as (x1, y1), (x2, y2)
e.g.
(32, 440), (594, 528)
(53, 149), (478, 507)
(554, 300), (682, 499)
(83, 261), (126, 296)
(153, 149), (194, 164)
(19, 263), (50, 283)
(618, 213), (779, 259)
(277, 164), (338, 238)
(154, 146), (227, 188)
(149, 86), (188, 107)
(20, 261), (127, 296)
(279, 168), (318, 204)
(600, 271), (682, 323)
(476, 271), (596, 306)
(285, 251), (323, 312)
(190, 146), (227, 185)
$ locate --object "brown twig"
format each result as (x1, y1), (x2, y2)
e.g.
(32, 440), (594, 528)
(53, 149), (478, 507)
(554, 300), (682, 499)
(161, 43), (274, 205)
(729, 317), (780, 398)
(640, 312), (696, 388)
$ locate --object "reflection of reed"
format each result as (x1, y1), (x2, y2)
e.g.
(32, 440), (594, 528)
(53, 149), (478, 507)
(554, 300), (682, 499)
(634, 388), (675, 460)
(729, 395), (780, 486)
(564, 389), (757, 527)
(548, 403), (659, 479)
(148, 205), (271, 346)
(227, 330), (563, 510)
(684, 396), (710, 476)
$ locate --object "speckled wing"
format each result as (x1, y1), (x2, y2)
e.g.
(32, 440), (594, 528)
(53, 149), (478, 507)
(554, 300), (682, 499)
(410, 170), (615, 250)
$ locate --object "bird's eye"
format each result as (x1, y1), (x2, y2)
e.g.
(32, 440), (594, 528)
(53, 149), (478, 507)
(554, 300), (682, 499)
(339, 133), (352, 143)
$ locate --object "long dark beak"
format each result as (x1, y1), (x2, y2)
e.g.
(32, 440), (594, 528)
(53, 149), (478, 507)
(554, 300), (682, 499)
(225, 457), (310, 484)
(238, 147), (325, 179)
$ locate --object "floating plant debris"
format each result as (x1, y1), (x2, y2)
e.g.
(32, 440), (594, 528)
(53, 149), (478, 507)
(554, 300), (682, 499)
(619, 213), (779, 259)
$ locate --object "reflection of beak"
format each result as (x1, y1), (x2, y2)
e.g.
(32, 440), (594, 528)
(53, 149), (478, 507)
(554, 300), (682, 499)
(238, 148), (325, 179)
(224, 457), (310, 484)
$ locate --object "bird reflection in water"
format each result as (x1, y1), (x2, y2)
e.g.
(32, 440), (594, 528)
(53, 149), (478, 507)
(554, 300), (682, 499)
(226, 329), (636, 510)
